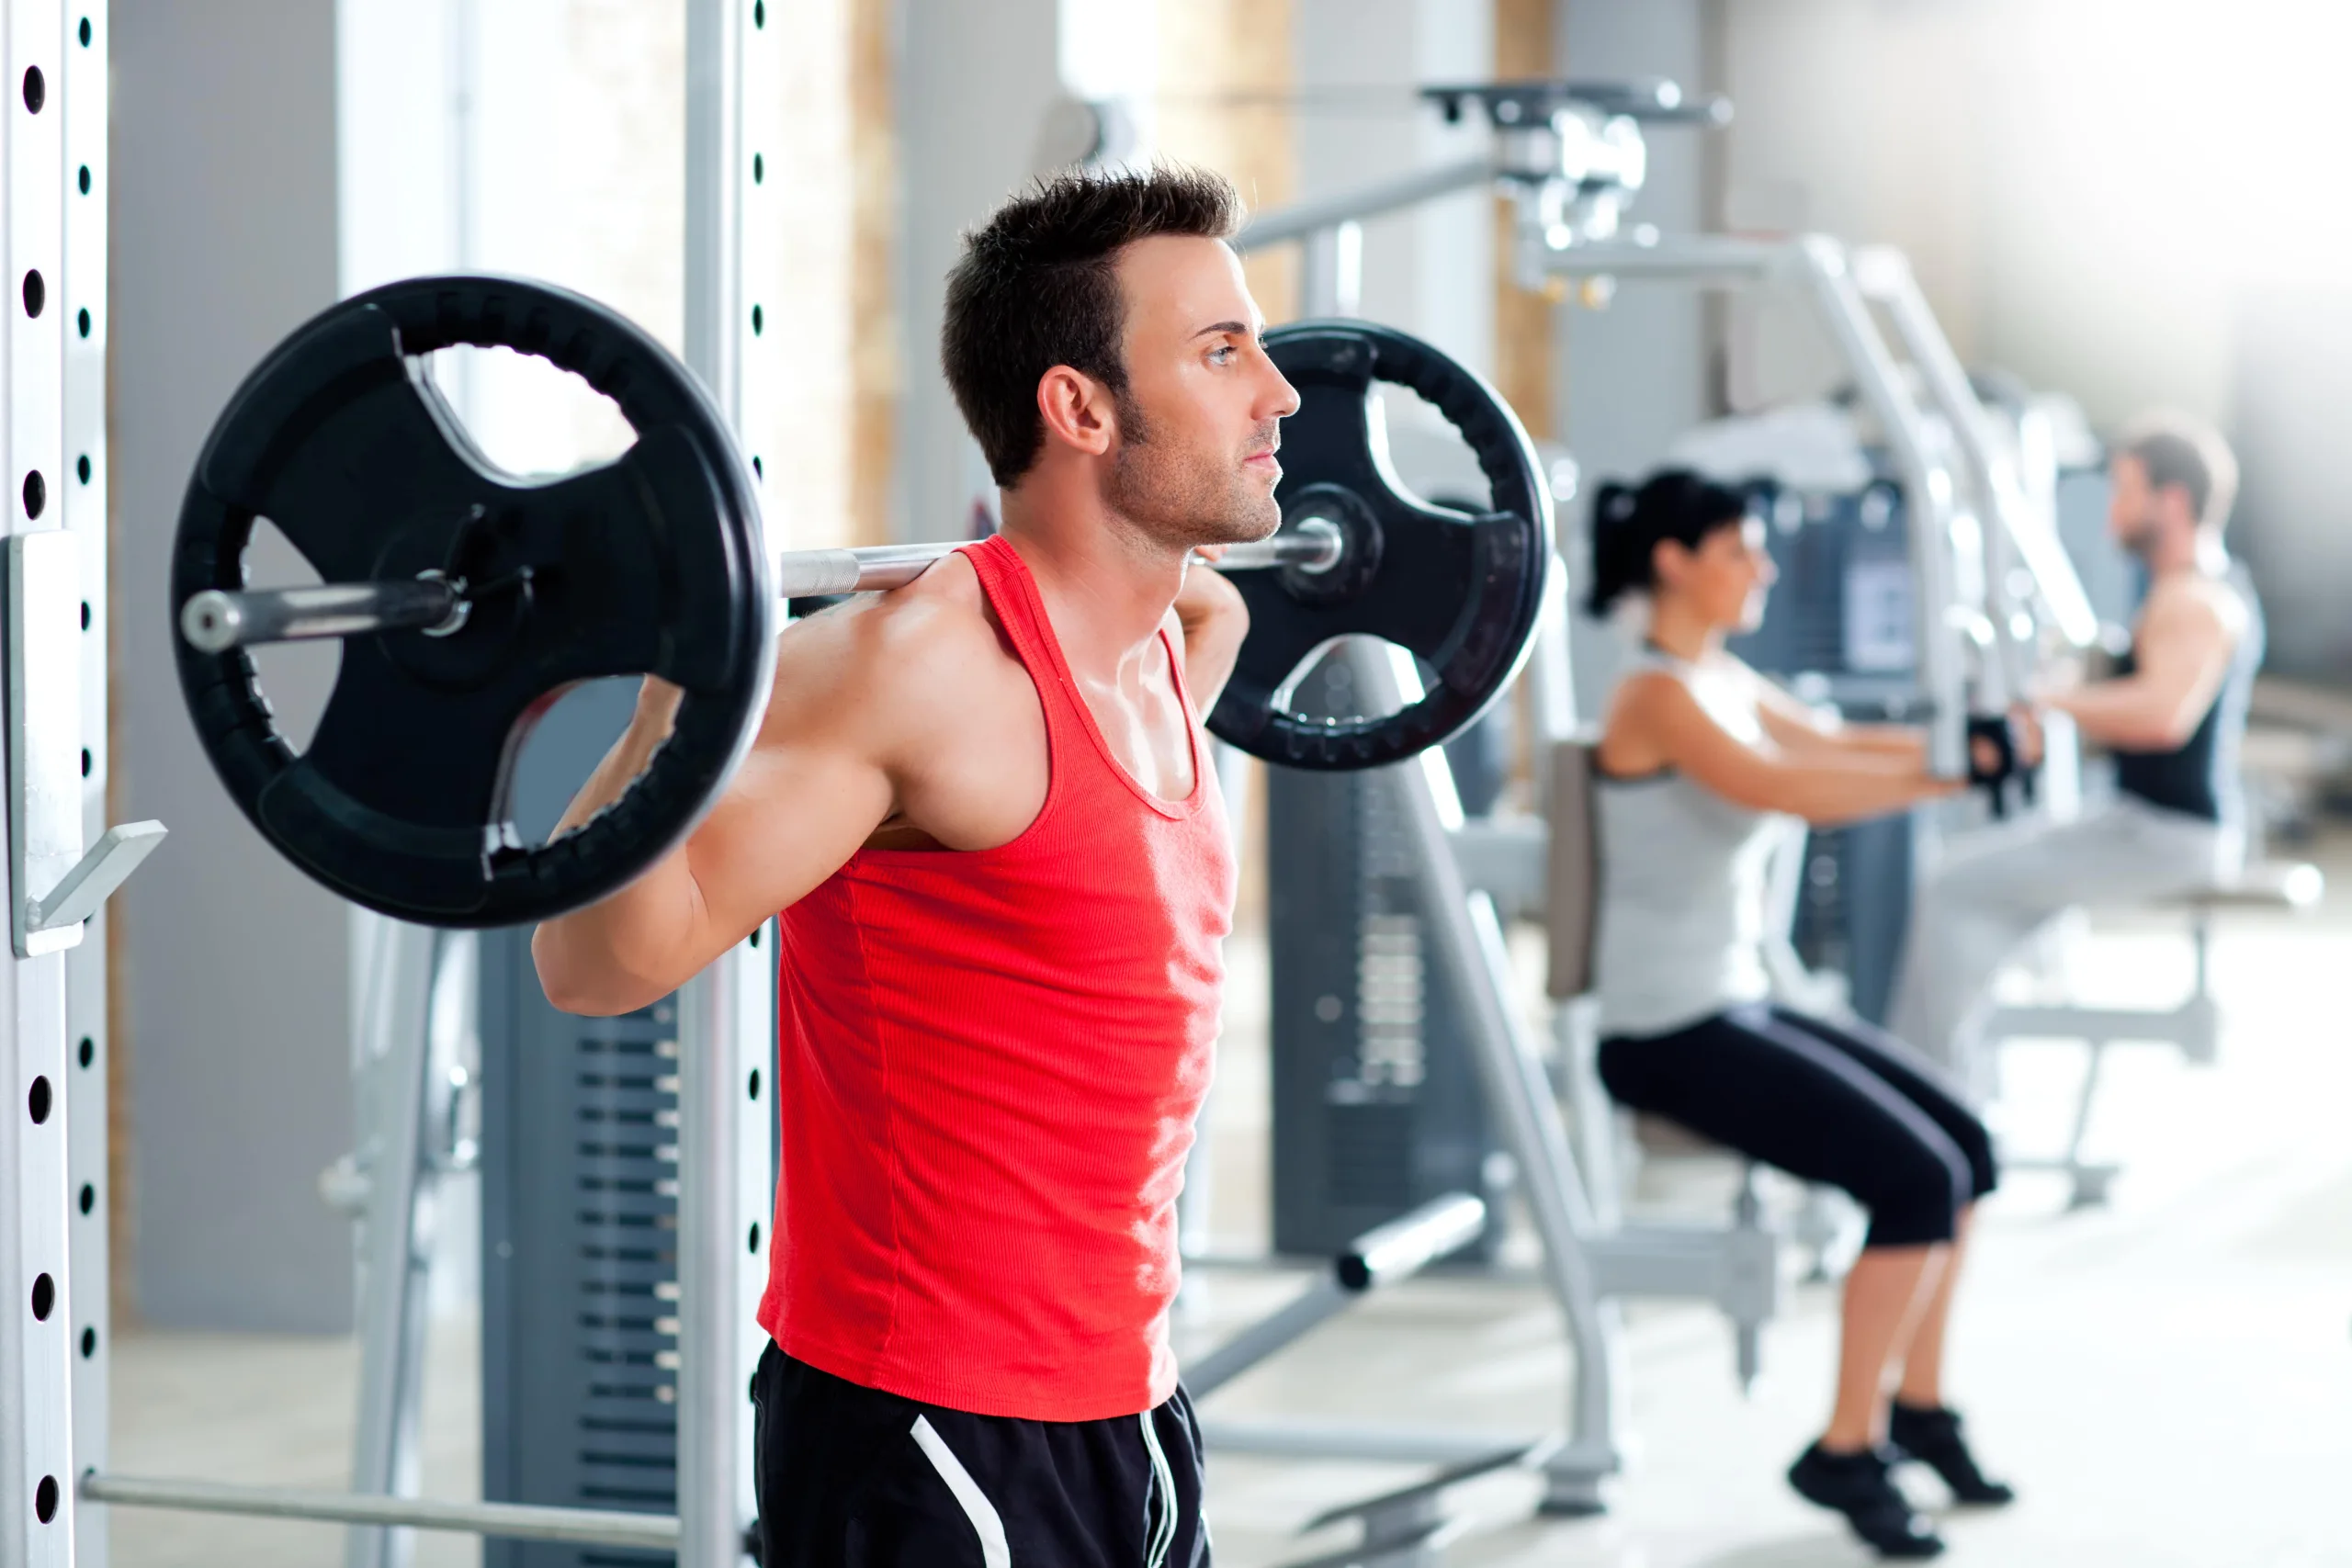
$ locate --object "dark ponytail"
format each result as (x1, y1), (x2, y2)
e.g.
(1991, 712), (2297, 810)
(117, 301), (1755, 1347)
(1584, 468), (1752, 615)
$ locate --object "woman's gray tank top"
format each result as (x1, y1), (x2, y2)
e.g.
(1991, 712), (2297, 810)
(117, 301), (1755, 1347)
(1592, 650), (1792, 1038)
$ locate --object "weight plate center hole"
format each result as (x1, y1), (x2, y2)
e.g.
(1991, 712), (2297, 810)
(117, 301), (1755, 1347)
(420, 345), (637, 479)
(239, 516), (342, 754)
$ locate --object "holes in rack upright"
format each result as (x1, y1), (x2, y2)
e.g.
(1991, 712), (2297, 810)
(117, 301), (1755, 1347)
(23, 470), (45, 520)
(77, 165), (90, 196)
(28, 1075), (52, 1124)
(22, 270), (44, 317)
(31, 1273), (55, 1320)
(75, 455), (90, 484)
(22, 66), (44, 113)
(35, 1475), (59, 1523)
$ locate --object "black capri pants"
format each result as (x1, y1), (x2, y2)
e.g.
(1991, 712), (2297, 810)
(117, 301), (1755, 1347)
(1598, 1003), (1997, 1247)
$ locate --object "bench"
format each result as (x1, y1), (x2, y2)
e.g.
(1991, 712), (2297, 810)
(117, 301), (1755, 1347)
(1986, 859), (2324, 1208)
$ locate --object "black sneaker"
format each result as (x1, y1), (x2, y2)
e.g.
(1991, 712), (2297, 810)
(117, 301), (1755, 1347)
(1888, 1401), (2016, 1506)
(1787, 1441), (1946, 1559)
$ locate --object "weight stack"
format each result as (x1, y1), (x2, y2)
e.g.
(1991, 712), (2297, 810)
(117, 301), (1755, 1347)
(1266, 654), (1504, 1261)
(479, 931), (680, 1568)
(1789, 813), (1916, 1028)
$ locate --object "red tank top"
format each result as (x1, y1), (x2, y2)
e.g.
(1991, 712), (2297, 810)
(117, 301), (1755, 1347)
(760, 536), (1236, 1420)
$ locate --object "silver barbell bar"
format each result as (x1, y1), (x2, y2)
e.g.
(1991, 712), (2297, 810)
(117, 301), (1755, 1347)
(178, 518), (1347, 655)
(78, 1471), (684, 1551)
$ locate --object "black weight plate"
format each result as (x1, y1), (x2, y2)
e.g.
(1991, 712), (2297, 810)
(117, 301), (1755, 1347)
(172, 275), (773, 928)
(1208, 321), (1553, 771)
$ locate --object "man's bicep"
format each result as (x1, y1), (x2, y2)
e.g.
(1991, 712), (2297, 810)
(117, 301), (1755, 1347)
(686, 729), (894, 940)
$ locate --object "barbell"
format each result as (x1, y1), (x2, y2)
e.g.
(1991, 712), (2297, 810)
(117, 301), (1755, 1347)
(172, 275), (1554, 928)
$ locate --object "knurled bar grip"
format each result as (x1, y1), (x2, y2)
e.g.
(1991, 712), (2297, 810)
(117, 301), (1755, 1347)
(181, 523), (1347, 653)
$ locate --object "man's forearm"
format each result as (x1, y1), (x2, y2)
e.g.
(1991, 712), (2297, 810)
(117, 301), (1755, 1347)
(1177, 602), (1248, 714)
(532, 705), (706, 1011)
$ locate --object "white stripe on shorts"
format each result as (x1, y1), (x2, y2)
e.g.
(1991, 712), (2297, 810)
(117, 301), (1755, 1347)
(910, 1415), (1012, 1568)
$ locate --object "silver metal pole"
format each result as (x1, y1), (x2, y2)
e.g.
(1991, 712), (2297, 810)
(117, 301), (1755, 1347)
(1296, 222), (1363, 319)
(1198, 1420), (1533, 1467)
(345, 920), (443, 1568)
(1184, 1278), (1351, 1400)
(1184, 1193), (1485, 1398)
(183, 529), (1347, 651)
(1538, 232), (1788, 286)
(81, 1472), (682, 1551)
(683, 0), (743, 421)
(668, 968), (741, 1568)
(1345, 643), (1624, 1508)
(681, 0), (752, 1562)
(179, 581), (462, 652)
(1792, 239), (1971, 777)
(1855, 245), (2098, 652)
(1235, 157), (1494, 253)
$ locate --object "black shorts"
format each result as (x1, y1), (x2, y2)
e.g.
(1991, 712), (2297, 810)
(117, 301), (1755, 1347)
(752, 1343), (1211, 1568)
(1599, 1002), (1998, 1247)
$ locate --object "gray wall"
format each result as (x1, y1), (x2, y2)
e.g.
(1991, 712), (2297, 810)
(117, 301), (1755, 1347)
(1558, 0), (1710, 484)
(1292, 0), (1493, 369)
(893, 0), (1065, 543)
(113, 0), (353, 1331)
(1557, 0), (1713, 715)
(1709, 0), (2351, 681)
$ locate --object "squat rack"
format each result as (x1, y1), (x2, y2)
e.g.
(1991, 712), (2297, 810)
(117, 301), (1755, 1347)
(3, 3), (786, 1565)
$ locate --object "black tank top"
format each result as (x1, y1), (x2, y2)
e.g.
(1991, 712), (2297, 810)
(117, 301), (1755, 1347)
(2110, 569), (2261, 825)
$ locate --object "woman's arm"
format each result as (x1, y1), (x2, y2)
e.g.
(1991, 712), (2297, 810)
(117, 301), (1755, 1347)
(1605, 671), (1960, 827)
(1747, 668), (1929, 766)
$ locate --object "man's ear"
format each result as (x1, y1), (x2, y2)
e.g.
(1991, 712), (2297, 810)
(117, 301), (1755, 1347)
(2161, 482), (2201, 533)
(1036, 366), (1116, 459)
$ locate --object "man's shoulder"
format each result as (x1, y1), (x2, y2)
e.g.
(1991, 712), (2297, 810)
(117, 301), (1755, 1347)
(2149, 569), (2243, 624)
(768, 550), (1022, 728)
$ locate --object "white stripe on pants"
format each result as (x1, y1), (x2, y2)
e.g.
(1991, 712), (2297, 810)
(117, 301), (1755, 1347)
(1888, 796), (2239, 1104)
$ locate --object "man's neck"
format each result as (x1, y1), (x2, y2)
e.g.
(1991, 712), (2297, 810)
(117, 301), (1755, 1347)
(2141, 524), (2226, 582)
(997, 481), (1186, 677)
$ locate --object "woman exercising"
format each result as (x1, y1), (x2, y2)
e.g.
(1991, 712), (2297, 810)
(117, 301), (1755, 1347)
(1584, 471), (2013, 1559)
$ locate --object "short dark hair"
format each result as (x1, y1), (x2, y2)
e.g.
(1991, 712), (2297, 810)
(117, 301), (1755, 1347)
(1584, 469), (1752, 615)
(942, 164), (1243, 487)
(2119, 412), (2238, 532)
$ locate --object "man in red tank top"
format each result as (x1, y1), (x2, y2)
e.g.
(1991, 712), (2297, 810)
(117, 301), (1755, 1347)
(531, 165), (1298, 1566)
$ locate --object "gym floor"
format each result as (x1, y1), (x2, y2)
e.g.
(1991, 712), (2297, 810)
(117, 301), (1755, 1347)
(108, 831), (2352, 1568)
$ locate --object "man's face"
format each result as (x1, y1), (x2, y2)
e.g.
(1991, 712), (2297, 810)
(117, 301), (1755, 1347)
(2107, 453), (2179, 557)
(1102, 235), (1301, 549)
